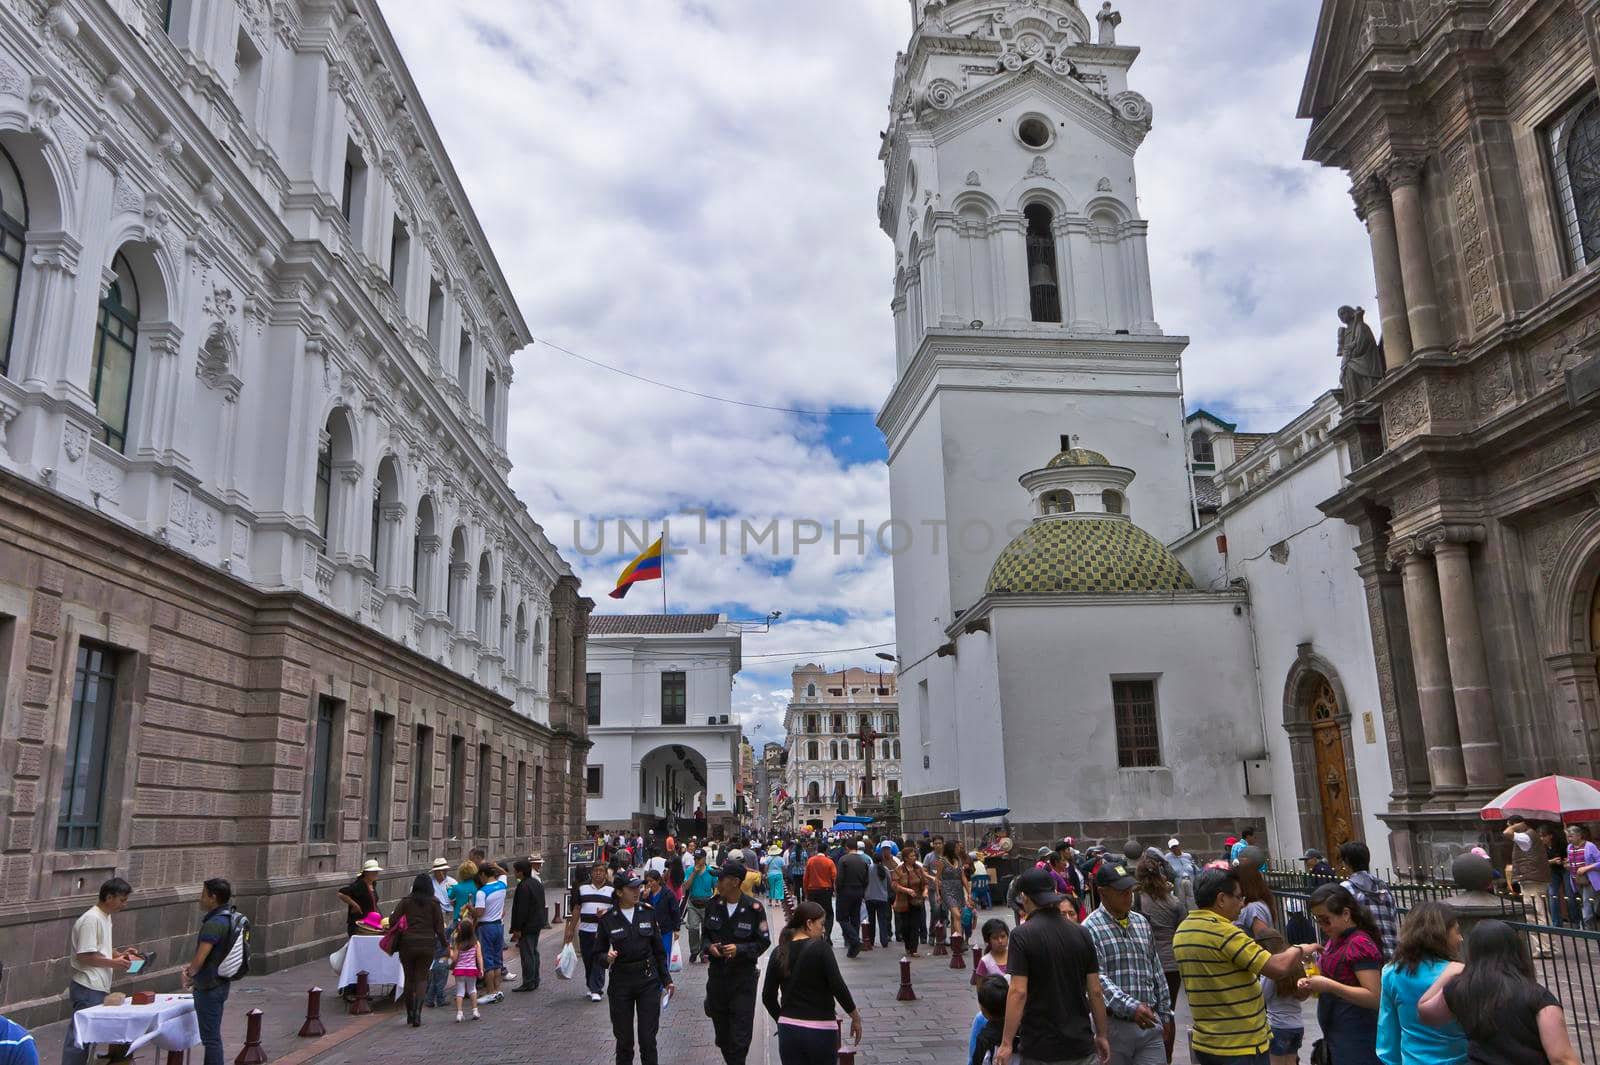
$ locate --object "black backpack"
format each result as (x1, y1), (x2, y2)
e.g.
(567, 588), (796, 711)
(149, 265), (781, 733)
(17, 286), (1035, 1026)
(215, 909), (252, 981)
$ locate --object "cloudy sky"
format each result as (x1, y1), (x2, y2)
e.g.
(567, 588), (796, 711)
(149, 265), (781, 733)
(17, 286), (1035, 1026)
(378, 0), (1375, 744)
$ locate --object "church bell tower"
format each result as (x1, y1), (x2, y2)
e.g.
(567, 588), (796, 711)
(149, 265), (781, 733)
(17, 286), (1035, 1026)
(877, 0), (1197, 803)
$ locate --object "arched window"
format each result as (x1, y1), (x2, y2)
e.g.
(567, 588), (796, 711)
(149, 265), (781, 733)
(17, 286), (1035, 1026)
(1552, 96), (1600, 268)
(1191, 431), (1215, 465)
(1023, 203), (1061, 323)
(829, 740), (838, 760)
(892, 740), (901, 759)
(1102, 490), (1124, 515)
(806, 780), (820, 802)
(881, 739), (890, 759)
(414, 495), (436, 605)
(807, 741), (818, 761)
(0, 145), (28, 378)
(1042, 491), (1074, 515)
(514, 603), (527, 676)
(806, 683), (816, 697)
(447, 527), (469, 628)
(91, 252), (140, 451)
(314, 437), (333, 541)
(371, 456), (400, 583)
(475, 553), (494, 638)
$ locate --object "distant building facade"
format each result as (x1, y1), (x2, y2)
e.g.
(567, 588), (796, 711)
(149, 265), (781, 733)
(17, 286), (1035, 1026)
(783, 665), (900, 832)
(0, 0), (589, 1023)
(585, 614), (743, 838)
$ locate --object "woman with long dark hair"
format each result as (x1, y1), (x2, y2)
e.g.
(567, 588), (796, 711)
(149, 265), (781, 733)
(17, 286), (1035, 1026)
(760, 901), (863, 1065)
(1296, 883), (1383, 1065)
(389, 873), (448, 1027)
(1418, 920), (1579, 1065)
(1135, 854), (1186, 1058)
(1233, 849), (1278, 938)
(1376, 901), (1464, 1065)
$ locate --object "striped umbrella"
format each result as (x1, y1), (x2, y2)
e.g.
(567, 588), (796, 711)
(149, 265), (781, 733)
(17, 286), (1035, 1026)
(1479, 775), (1600, 824)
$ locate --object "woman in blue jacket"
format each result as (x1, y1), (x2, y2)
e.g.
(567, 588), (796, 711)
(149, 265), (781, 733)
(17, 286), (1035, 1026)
(1377, 901), (1465, 1065)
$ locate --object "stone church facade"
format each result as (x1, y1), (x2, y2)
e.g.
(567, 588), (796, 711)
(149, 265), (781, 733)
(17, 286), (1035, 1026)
(1301, 0), (1600, 868)
(0, 0), (590, 1021)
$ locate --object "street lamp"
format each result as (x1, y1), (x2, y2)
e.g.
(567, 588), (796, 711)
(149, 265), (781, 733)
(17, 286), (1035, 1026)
(874, 652), (896, 663)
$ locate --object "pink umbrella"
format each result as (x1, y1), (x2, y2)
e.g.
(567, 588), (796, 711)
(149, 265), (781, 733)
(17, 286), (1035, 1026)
(1479, 775), (1600, 824)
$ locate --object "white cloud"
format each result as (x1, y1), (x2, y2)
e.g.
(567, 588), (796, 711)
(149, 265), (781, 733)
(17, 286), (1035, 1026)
(377, 0), (1376, 728)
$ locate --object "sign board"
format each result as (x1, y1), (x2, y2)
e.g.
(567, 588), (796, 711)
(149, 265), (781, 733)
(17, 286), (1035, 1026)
(567, 840), (598, 869)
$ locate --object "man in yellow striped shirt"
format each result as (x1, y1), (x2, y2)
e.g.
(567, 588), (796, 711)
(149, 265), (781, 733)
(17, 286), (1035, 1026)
(1173, 869), (1306, 1065)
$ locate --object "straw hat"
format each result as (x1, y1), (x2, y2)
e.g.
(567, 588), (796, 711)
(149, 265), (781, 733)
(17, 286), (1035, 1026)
(361, 859), (383, 874)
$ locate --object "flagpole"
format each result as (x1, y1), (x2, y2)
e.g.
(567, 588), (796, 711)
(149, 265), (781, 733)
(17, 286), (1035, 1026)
(661, 531), (669, 615)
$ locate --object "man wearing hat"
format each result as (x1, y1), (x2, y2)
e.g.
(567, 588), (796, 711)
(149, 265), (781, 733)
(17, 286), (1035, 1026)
(700, 860), (770, 1065)
(597, 874), (672, 1065)
(1301, 849), (1335, 880)
(1083, 862), (1171, 1065)
(510, 855), (548, 993)
(996, 868), (1108, 1065)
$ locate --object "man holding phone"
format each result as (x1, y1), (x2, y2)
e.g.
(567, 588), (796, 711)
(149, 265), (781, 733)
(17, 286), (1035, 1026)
(180, 880), (235, 1065)
(62, 879), (136, 1065)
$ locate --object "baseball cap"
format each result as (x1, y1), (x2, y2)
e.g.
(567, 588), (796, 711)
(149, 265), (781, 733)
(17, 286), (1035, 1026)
(716, 860), (747, 881)
(1095, 862), (1136, 891)
(1168, 838), (1181, 849)
(613, 873), (644, 891)
(1013, 868), (1065, 906)
(1301, 849), (1325, 860)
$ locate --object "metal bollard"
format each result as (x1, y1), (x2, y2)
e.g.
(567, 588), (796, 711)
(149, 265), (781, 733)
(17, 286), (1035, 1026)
(860, 919), (874, 951)
(949, 932), (966, 969)
(970, 945), (983, 986)
(349, 970), (372, 1016)
(233, 1008), (267, 1065)
(896, 955), (916, 1002)
(932, 921), (947, 956)
(298, 987), (327, 1037)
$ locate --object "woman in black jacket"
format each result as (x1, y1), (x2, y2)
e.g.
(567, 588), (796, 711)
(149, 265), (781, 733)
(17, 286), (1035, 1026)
(389, 874), (448, 1028)
(761, 901), (863, 1065)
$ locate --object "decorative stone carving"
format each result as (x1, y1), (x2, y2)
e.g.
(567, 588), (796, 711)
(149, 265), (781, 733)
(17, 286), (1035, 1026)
(1534, 511), (1588, 595)
(1027, 156), (1048, 176)
(62, 422), (88, 463)
(1110, 91), (1152, 141)
(1384, 380), (1427, 444)
(965, 171), (981, 186)
(85, 456), (121, 503)
(1337, 305), (1383, 404)
(1096, 177), (1112, 192)
(1447, 140), (1496, 328)
(999, 50), (1023, 71)
(1535, 310), (1600, 387)
(0, 60), (23, 98)
(1096, 2), (1121, 46)
(1471, 356), (1514, 416)
(923, 78), (959, 111)
(188, 501), (218, 547)
(1383, 157), (1425, 189)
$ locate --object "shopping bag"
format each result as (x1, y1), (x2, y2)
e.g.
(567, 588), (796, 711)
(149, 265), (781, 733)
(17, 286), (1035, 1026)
(556, 941), (579, 980)
(668, 934), (683, 973)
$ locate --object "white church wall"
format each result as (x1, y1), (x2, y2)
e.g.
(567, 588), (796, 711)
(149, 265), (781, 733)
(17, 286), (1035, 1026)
(950, 628), (1009, 812)
(988, 596), (1267, 832)
(1218, 441), (1391, 860)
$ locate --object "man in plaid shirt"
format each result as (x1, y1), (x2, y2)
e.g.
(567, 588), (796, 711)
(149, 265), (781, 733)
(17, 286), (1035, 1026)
(1082, 862), (1172, 1065)
(1338, 842), (1399, 955)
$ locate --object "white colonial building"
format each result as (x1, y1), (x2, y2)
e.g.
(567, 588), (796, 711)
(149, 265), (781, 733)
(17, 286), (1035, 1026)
(0, 0), (591, 1020)
(585, 614), (744, 838)
(782, 665), (901, 832)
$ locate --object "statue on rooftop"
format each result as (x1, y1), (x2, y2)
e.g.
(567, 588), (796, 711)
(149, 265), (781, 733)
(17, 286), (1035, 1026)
(1337, 305), (1384, 405)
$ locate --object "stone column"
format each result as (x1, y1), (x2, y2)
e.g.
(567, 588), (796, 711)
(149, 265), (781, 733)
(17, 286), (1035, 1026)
(1398, 548), (1467, 799)
(1433, 539), (1506, 793)
(1385, 159), (1446, 356)
(1063, 218), (1100, 330)
(991, 216), (1032, 326)
(1353, 175), (1412, 370)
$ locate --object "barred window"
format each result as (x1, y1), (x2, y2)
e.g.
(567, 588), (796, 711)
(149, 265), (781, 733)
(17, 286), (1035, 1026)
(58, 643), (119, 850)
(1547, 94), (1600, 271)
(586, 672), (602, 725)
(1112, 678), (1161, 768)
(661, 671), (686, 725)
(308, 697), (340, 842)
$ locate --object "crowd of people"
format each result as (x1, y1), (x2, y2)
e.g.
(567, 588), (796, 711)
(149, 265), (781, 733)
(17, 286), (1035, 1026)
(13, 824), (1591, 1065)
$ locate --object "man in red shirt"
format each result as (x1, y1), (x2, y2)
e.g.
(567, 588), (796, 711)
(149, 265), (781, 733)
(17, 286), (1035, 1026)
(803, 847), (839, 942)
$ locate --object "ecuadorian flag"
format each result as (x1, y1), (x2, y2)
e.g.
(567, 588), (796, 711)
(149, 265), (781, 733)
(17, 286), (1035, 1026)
(608, 536), (664, 599)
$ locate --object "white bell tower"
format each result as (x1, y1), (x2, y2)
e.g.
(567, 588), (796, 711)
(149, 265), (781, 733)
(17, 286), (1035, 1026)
(878, 0), (1197, 808)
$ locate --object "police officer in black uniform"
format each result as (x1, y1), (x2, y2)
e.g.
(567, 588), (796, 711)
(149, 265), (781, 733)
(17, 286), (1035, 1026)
(598, 873), (672, 1065)
(701, 859), (771, 1065)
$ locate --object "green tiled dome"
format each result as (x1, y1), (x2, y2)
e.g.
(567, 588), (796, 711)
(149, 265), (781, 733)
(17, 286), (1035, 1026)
(985, 518), (1195, 595)
(1045, 447), (1110, 468)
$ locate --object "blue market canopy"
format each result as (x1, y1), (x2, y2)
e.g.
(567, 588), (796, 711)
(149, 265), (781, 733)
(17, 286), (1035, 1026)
(941, 808), (1010, 822)
(831, 815), (877, 826)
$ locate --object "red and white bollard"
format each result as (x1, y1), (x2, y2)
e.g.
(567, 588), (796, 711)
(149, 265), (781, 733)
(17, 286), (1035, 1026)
(932, 921), (948, 956)
(234, 1009), (267, 1065)
(896, 955), (916, 1001)
(298, 987), (326, 1037)
(970, 944), (983, 986)
(861, 919), (874, 952)
(950, 932), (966, 969)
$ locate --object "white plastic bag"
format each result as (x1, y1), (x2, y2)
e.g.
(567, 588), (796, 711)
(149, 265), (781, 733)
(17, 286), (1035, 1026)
(668, 934), (683, 973)
(556, 941), (579, 980)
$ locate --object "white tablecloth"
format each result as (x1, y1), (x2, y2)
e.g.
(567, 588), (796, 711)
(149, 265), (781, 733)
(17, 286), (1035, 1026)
(73, 996), (200, 1053)
(331, 935), (404, 999)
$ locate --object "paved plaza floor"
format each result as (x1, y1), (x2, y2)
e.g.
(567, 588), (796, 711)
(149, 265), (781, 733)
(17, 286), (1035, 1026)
(27, 913), (1325, 1065)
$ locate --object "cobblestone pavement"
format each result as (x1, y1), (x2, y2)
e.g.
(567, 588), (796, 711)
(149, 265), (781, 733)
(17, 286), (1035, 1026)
(26, 914), (1325, 1065)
